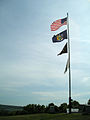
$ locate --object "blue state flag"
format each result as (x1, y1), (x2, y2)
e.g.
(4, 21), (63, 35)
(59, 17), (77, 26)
(52, 30), (67, 43)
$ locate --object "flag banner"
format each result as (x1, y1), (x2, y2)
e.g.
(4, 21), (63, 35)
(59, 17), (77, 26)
(51, 17), (67, 31)
(52, 30), (67, 43)
(57, 43), (67, 56)
(64, 57), (70, 73)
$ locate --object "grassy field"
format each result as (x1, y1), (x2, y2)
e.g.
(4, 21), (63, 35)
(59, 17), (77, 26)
(0, 113), (90, 120)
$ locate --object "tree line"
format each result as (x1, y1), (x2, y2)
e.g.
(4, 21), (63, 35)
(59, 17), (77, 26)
(0, 99), (90, 116)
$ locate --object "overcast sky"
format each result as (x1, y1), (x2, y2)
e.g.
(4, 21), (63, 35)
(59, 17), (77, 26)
(0, 0), (90, 106)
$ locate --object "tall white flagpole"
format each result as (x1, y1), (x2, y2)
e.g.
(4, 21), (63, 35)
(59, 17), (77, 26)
(67, 13), (72, 114)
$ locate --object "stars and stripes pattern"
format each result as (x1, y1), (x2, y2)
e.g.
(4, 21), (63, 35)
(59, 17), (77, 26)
(50, 17), (67, 31)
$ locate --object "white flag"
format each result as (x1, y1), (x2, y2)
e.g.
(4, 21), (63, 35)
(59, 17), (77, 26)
(64, 57), (70, 73)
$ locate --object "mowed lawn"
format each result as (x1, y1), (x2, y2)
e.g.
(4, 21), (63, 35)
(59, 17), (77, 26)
(0, 113), (90, 120)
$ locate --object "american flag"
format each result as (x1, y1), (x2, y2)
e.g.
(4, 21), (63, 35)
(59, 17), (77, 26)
(50, 17), (67, 31)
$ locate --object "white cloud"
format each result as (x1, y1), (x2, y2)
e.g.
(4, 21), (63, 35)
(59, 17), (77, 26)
(82, 77), (90, 84)
(70, 18), (81, 40)
(72, 91), (90, 104)
(73, 91), (90, 98)
(32, 91), (68, 102)
(0, 39), (68, 90)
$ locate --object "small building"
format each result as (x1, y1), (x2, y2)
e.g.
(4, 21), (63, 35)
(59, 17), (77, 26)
(67, 108), (79, 113)
(49, 106), (55, 113)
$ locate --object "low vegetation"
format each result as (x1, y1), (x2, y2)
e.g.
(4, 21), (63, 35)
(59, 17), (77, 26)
(0, 113), (90, 120)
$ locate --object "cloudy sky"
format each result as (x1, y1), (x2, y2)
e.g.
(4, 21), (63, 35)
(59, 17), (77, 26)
(0, 0), (90, 106)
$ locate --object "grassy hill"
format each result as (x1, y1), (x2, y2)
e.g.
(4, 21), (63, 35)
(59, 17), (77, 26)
(0, 113), (90, 120)
(0, 104), (23, 111)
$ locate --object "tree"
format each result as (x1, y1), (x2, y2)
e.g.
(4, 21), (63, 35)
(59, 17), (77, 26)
(23, 104), (46, 114)
(23, 104), (36, 114)
(71, 99), (80, 108)
(87, 99), (90, 105)
(48, 103), (54, 107)
(59, 103), (67, 113)
(54, 105), (59, 113)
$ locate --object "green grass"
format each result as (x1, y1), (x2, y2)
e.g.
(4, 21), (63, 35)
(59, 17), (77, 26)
(0, 113), (90, 120)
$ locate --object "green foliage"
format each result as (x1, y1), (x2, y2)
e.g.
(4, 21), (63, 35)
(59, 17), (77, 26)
(71, 99), (80, 108)
(48, 103), (54, 107)
(0, 113), (90, 120)
(59, 103), (67, 113)
(54, 105), (60, 113)
(87, 99), (90, 105)
(23, 104), (45, 114)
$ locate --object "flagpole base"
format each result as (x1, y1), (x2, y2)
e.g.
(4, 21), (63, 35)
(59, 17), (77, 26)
(69, 97), (71, 114)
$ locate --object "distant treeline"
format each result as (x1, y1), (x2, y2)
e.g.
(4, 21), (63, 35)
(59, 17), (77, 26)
(0, 103), (67, 116)
(0, 99), (90, 116)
